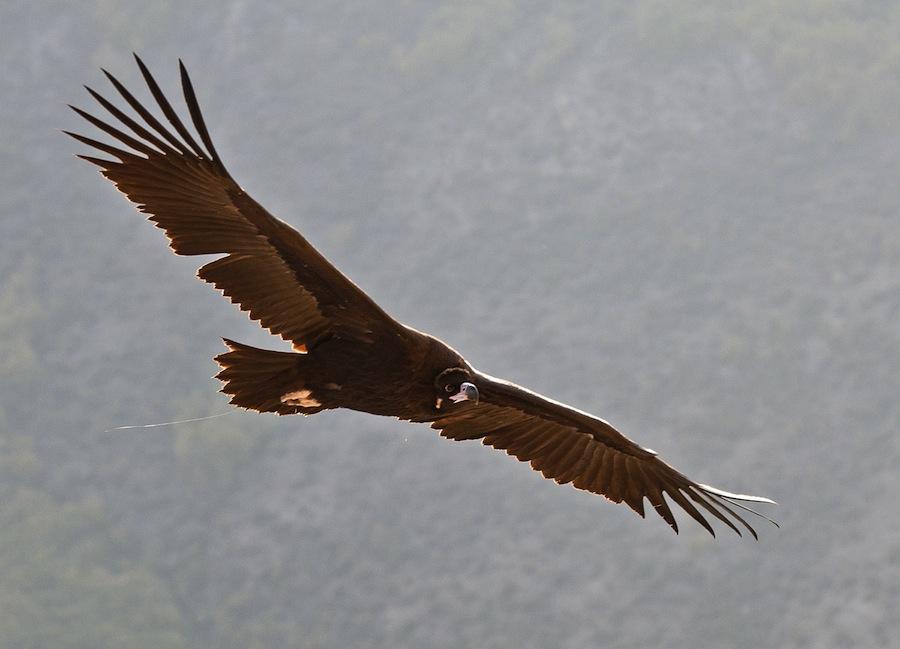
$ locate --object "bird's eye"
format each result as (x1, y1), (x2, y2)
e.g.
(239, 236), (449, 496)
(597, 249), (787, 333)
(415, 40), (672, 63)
(445, 384), (455, 393)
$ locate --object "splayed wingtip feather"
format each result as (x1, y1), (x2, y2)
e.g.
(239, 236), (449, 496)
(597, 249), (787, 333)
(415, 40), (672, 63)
(698, 483), (777, 505)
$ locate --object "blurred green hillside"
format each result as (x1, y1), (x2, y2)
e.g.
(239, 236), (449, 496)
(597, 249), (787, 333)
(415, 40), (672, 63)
(1, 2), (898, 647)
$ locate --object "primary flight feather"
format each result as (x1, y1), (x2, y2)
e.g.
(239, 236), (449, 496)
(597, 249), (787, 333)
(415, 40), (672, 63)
(68, 56), (777, 538)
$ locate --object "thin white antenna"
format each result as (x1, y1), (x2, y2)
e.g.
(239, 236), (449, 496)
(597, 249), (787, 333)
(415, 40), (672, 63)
(104, 410), (234, 432)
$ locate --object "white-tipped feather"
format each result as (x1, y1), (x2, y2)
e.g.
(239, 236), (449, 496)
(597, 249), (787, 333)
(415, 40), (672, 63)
(699, 483), (777, 504)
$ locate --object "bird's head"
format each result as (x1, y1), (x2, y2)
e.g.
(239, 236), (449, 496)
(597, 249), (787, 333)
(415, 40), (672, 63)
(434, 368), (479, 409)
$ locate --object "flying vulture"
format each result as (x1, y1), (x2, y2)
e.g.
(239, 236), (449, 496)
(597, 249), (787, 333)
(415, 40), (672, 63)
(68, 56), (777, 538)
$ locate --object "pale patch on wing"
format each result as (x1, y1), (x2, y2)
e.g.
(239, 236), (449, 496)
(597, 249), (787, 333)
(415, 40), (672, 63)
(293, 343), (308, 353)
(280, 389), (321, 407)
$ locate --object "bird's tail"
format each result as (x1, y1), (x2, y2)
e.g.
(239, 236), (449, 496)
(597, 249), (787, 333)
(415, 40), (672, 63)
(214, 338), (324, 415)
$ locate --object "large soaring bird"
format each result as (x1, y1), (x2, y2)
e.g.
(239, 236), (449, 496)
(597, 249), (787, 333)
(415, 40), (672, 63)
(68, 56), (776, 538)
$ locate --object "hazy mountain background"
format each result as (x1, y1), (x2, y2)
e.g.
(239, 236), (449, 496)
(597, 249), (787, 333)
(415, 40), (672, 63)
(2, 2), (899, 647)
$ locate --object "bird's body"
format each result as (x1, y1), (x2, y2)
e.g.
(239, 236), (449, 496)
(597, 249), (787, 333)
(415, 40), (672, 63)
(69, 56), (776, 538)
(218, 328), (468, 420)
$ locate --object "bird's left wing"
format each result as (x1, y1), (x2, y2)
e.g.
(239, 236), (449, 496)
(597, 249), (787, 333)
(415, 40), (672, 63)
(67, 56), (405, 351)
(430, 373), (776, 538)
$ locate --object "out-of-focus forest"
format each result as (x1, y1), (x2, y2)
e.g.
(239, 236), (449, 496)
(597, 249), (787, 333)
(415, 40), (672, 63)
(2, 1), (899, 647)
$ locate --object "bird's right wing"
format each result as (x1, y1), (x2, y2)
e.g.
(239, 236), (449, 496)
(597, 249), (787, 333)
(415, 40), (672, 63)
(67, 55), (405, 351)
(430, 372), (777, 538)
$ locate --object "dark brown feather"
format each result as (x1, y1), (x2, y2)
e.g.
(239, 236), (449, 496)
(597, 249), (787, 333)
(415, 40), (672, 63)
(67, 55), (407, 352)
(428, 372), (776, 537)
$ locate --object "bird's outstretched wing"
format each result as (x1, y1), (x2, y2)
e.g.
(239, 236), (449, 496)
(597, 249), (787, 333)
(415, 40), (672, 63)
(66, 55), (402, 351)
(430, 373), (777, 538)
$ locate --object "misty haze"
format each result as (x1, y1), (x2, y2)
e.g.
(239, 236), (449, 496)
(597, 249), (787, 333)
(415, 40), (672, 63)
(1, 2), (898, 648)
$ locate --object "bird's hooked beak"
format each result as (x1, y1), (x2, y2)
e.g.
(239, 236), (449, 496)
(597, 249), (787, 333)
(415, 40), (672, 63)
(449, 382), (479, 404)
